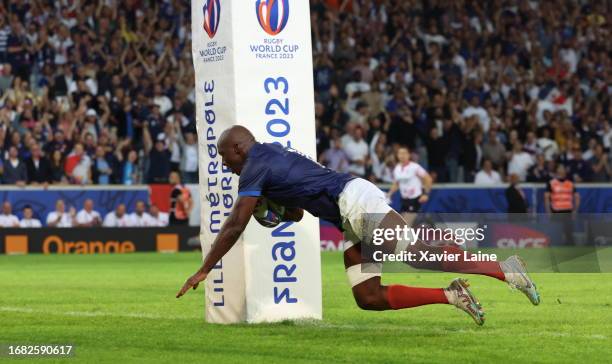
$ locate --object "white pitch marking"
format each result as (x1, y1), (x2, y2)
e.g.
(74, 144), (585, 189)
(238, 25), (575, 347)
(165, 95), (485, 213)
(0, 306), (199, 320)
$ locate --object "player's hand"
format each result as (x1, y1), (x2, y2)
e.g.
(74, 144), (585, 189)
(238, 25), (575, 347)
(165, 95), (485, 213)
(418, 194), (429, 203)
(176, 271), (207, 298)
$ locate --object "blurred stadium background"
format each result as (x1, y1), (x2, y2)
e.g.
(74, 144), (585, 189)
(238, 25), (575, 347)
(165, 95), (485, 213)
(0, 0), (611, 362)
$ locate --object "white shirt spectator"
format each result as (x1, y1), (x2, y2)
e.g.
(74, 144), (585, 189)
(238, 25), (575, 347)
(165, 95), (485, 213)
(462, 106), (491, 132)
(73, 155), (92, 184)
(474, 170), (503, 185)
(560, 47), (578, 73)
(508, 152), (534, 181)
(345, 81), (370, 96)
(76, 209), (102, 226)
(0, 213), (20, 227)
(103, 212), (133, 227)
(537, 138), (559, 161)
(129, 212), (154, 227)
(393, 162), (427, 199)
(49, 35), (74, 65)
(183, 144), (199, 173)
(46, 211), (73, 227)
(342, 137), (369, 176)
(20, 218), (42, 228)
(149, 212), (169, 227)
(154, 95), (173, 115)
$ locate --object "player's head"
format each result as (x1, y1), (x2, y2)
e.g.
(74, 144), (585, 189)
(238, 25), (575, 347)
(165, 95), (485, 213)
(149, 204), (159, 216)
(218, 126), (256, 175)
(397, 146), (410, 164)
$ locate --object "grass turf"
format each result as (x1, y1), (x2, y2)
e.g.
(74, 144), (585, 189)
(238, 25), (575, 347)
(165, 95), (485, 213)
(1, 252), (611, 363)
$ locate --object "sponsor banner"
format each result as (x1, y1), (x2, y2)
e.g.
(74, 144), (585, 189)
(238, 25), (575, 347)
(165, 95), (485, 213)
(192, 0), (247, 324)
(482, 222), (560, 248)
(0, 227), (200, 255)
(320, 221), (344, 251)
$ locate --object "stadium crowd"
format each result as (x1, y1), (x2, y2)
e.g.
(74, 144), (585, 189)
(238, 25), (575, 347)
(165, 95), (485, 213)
(0, 0), (610, 187)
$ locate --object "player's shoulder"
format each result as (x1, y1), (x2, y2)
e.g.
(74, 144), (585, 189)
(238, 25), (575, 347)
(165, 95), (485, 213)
(251, 142), (286, 157)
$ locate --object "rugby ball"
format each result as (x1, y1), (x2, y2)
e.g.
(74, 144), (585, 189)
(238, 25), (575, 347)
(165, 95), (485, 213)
(253, 197), (286, 228)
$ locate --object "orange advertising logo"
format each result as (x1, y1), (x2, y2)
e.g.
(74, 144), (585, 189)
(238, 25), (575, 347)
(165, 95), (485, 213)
(5, 235), (28, 255)
(156, 234), (179, 253)
(42, 235), (136, 254)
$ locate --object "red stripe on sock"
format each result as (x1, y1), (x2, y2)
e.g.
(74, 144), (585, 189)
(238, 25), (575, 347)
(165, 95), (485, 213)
(440, 245), (506, 281)
(386, 285), (448, 309)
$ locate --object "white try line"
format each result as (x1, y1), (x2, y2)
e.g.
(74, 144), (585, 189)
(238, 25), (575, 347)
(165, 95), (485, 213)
(0, 306), (200, 321)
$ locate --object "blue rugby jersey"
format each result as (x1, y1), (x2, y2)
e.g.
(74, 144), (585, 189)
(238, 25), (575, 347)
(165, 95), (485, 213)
(238, 143), (355, 227)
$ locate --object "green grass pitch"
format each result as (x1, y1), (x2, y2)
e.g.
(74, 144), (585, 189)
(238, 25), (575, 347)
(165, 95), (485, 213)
(1, 252), (611, 363)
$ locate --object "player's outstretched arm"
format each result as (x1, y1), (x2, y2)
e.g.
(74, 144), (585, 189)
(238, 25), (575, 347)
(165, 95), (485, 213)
(176, 196), (258, 298)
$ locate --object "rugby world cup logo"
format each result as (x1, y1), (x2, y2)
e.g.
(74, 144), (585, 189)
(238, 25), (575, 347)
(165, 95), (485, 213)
(203, 0), (221, 38)
(255, 0), (289, 36)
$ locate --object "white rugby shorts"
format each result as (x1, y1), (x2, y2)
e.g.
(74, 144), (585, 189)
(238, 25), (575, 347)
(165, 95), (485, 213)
(338, 178), (392, 250)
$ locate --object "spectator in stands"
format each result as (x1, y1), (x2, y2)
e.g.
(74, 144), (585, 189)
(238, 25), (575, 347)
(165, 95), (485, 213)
(25, 144), (51, 184)
(508, 143), (534, 182)
(320, 137), (349, 173)
(144, 122), (171, 183)
(342, 125), (368, 177)
(462, 130), (483, 183)
(462, 96), (490, 133)
(506, 174), (528, 214)
(129, 200), (153, 227)
(0, 201), (19, 227)
(19, 205), (42, 228)
(482, 129), (506, 170)
(49, 150), (67, 184)
(567, 143), (593, 182)
(527, 154), (552, 183)
(590, 144), (611, 182)
(3, 145), (27, 185)
(424, 127), (448, 182)
(46, 199), (75, 228)
(169, 171), (192, 226)
(179, 131), (198, 184)
(537, 128), (558, 161)
(0, 0), (608, 187)
(76, 199), (101, 227)
(149, 204), (169, 227)
(92, 145), (113, 185)
(103, 203), (132, 227)
(65, 143), (91, 184)
(474, 159), (503, 186)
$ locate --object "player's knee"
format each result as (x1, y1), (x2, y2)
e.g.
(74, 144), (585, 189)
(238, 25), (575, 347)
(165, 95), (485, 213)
(353, 289), (386, 311)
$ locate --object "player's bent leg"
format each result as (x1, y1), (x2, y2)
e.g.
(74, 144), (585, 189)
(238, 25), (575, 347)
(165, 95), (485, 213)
(343, 242), (485, 324)
(344, 241), (389, 311)
(376, 209), (506, 281)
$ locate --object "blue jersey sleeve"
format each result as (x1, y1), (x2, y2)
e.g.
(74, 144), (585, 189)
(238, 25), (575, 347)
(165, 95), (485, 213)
(238, 160), (269, 197)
